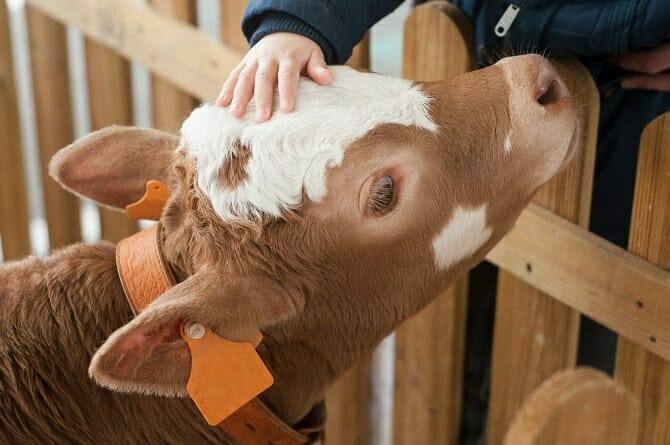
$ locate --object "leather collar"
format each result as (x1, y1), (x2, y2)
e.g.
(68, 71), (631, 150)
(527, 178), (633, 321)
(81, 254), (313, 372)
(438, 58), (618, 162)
(114, 181), (323, 444)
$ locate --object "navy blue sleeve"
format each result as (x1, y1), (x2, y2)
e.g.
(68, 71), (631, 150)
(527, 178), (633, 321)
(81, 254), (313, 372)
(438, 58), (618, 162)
(520, 0), (669, 57)
(242, 0), (405, 64)
(500, 0), (670, 58)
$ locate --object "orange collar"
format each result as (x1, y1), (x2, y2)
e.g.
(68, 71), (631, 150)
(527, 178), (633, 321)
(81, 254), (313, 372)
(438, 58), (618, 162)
(114, 181), (322, 444)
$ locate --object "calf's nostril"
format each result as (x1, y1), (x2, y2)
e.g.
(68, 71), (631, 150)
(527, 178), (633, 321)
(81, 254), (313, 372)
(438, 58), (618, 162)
(537, 79), (561, 106)
(535, 64), (568, 106)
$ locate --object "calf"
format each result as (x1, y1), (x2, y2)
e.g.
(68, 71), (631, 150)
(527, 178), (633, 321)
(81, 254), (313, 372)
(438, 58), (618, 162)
(0, 55), (577, 443)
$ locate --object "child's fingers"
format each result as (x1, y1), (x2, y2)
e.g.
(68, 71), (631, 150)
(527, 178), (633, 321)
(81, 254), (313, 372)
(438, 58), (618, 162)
(278, 60), (300, 112)
(306, 52), (334, 85)
(216, 63), (245, 106)
(254, 60), (278, 122)
(230, 62), (258, 118)
(613, 42), (670, 74)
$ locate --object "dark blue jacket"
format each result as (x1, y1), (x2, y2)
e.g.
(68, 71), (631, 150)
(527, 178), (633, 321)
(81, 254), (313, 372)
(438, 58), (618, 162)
(242, 0), (670, 65)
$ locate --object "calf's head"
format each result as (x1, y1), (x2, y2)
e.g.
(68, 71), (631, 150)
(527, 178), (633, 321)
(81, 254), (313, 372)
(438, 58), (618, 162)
(51, 55), (577, 404)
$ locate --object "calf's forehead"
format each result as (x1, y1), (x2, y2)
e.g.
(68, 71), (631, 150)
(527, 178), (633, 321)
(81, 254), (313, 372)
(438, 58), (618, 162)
(179, 66), (437, 222)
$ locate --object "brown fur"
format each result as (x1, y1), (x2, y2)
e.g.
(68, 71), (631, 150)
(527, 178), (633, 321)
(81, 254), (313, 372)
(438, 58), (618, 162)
(215, 141), (252, 189)
(0, 56), (578, 442)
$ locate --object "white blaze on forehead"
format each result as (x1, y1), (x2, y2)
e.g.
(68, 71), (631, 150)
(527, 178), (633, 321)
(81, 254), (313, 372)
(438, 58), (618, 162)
(432, 205), (493, 270)
(180, 66), (437, 220)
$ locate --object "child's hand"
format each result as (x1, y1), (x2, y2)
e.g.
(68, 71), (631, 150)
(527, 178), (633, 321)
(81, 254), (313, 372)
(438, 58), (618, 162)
(217, 33), (334, 122)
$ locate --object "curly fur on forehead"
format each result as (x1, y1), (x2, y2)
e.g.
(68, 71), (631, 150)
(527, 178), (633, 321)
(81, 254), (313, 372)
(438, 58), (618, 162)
(180, 66), (437, 220)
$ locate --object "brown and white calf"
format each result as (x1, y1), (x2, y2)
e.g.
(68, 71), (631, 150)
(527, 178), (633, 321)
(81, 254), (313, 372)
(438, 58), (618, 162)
(0, 55), (577, 443)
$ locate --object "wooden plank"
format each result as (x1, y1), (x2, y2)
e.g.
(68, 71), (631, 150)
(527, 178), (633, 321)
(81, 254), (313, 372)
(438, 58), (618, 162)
(347, 36), (370, 71)
(325, 364), (371, 445)
(393, 4), (473, 445)
(401, 1), (473, 82)
(394, 279), (468, 445)
(486, 203), (670, 362)
(504, 368), (639, 445)
(0, 0), (31, 259)
(84, 39), (137, 241)
(148, 0), (196, 134)
(219, 0), (248, 53)
(615, 112), (670, 445)
(26, 0), (243, 102)
(26, 7), (81, 248)
(486, 59), (599, 445)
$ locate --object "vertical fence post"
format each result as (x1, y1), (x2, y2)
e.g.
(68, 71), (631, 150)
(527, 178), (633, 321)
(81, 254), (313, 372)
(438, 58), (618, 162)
(84, 39), (137, 242)
(0, 1), (31, 259)
(148, 0), (197, 134)
(615, 112), (670, 445)
(393, 3), (473, 445)
(504, 368), (639, 445)
(219, 0), (248, 53)
(486, 60), (600, 444)
(26, 7), (81, 248)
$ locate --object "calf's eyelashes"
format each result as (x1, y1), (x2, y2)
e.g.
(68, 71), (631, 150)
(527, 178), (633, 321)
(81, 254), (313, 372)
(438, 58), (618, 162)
(366, 175), (396, 216)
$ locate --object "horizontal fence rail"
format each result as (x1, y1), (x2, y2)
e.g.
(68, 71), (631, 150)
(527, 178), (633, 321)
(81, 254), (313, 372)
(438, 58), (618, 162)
(26, 0), (242, 101)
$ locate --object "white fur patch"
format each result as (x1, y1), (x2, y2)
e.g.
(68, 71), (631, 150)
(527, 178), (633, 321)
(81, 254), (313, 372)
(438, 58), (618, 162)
(180, 66), (437, 220)
(432, 205), (493, 270)
(504, 131), (512, 154)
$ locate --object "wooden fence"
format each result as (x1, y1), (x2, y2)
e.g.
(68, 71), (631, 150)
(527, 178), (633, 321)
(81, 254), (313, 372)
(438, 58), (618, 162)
(1, 1), (669, 444)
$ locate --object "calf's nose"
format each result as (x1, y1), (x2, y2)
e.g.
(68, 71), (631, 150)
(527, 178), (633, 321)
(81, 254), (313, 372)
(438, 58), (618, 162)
(534, 59), (569, 106)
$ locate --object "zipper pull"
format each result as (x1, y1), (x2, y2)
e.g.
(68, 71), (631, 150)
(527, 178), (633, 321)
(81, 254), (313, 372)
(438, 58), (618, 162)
(495, 4), (521, 37)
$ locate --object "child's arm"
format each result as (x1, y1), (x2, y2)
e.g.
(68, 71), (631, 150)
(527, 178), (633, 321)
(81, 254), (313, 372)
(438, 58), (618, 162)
(217, 1), (405, 122)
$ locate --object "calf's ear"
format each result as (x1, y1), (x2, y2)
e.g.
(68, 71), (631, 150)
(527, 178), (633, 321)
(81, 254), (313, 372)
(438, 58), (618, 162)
(49, 126), (178, 210)
(89, 269), (301, 397)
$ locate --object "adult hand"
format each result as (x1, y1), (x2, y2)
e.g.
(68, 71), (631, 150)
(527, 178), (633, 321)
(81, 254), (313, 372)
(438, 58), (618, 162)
(216, 33), (334, 122)
(613, 42), (670, 92)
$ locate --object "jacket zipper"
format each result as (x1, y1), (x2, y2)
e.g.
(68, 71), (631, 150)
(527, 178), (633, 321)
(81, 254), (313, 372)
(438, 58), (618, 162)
(495, 4), (521, 37)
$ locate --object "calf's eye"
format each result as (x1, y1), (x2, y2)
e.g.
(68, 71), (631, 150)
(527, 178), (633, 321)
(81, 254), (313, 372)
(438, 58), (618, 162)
(367, 175), (396, 215)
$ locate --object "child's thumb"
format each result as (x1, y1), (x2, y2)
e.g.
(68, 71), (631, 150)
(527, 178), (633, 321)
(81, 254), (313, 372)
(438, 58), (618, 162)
(306, 53), (334, 85)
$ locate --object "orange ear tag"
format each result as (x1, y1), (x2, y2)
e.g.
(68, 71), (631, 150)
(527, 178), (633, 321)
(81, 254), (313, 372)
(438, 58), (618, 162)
(125, 180), (170, 220)
(182, 325), (274, 426)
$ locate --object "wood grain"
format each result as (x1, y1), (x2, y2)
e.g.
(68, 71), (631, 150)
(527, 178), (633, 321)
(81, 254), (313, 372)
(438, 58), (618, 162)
(486, 59), (599, 445)
(504, 368), (639, 445)
(26, 0), (243, 102)
(615, 112), (670, 445)
(0, 0), (31, 259)
(26, 7), (81, 249)
(85, 39), (137, 241)
(219, 0), (248, 53)
(394, 279), (468, 445)
(393, 4), (472, 444)
(325, 364), (371, 445)
(148, 0), (196, 134)
(486, 203), (670, 362)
